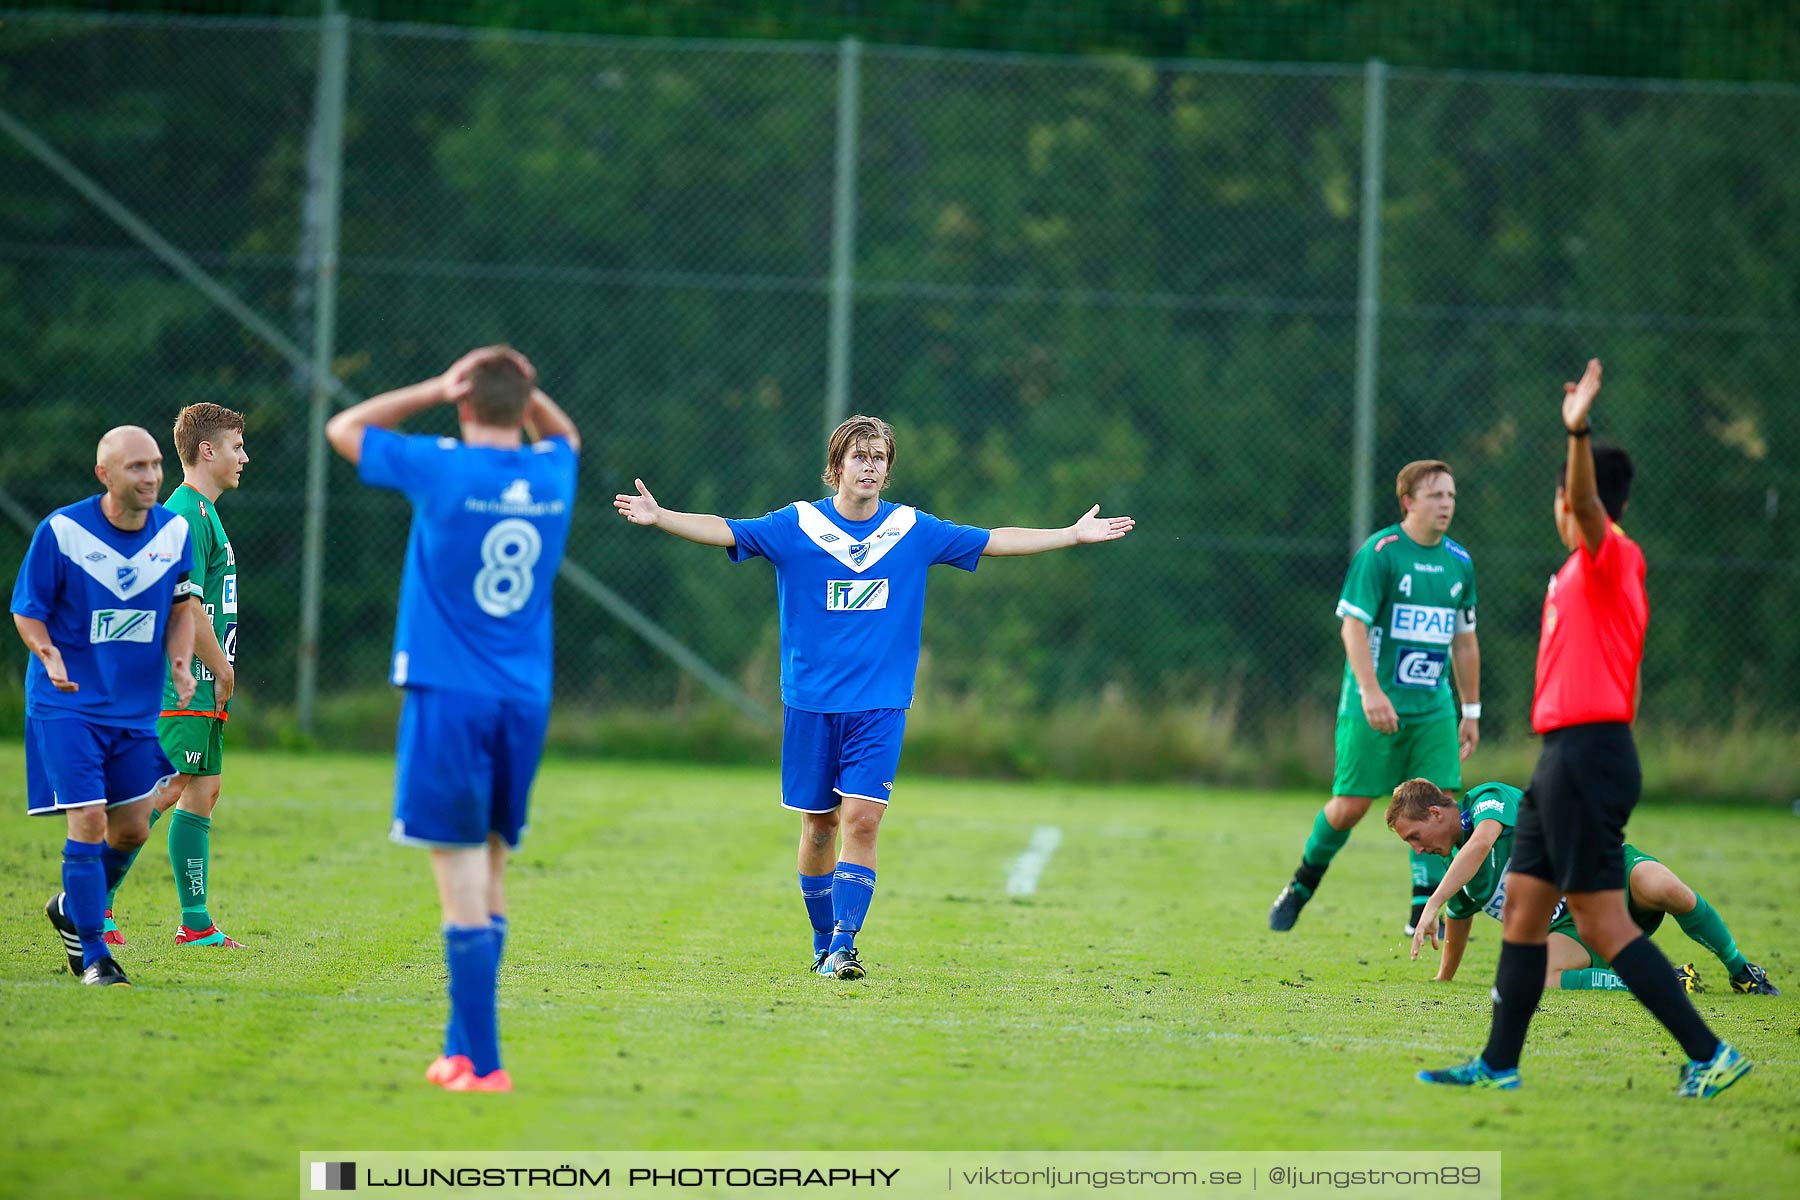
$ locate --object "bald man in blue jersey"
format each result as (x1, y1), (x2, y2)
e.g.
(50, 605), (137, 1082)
(616, 415), (1134, 980)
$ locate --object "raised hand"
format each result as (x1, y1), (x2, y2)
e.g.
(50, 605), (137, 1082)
(443, 344), (537, 402)
(613, 478), (663, 526)
(1070, 504), (1135, 544)
(1562, 358), (1602, 432)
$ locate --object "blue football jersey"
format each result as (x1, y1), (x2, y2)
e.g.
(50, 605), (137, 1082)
(10, 495), (194, 727)
(359, 429), (578, 703)
(725, 498), (989, 713)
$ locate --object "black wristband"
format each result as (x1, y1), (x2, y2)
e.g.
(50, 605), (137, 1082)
(1568, 426), (1591, 438)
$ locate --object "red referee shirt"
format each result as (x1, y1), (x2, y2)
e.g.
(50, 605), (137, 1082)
(1532, 523), (1647, 733)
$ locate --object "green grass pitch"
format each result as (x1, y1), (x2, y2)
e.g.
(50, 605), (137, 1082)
(0, 748), (1794, 1198)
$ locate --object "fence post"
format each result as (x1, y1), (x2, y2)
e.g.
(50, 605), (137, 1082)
(824, 36), (862, 435)
(295, 6), (350, 733)
(1349, 57), (1388, 549)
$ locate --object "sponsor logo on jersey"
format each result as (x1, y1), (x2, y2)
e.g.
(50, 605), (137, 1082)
(1412, 562), (1445, 573)
(1374, 534), (1400, 553)
(223, 622), (238, 663)
(463, 479), (566, 517)
(1445, 537), (1471, 562)
(1395, 647), (1447, 689)
(222, 575), (238, 615)
(1390, 603), (1456, 645)
(225, 541), (235, 566)
(826, 579), (890, 611)
(90, 608), (156, 643)
(85, 551), (106, 563)
(818, 532), (840, 543)
(1472, 797), (1506, 817)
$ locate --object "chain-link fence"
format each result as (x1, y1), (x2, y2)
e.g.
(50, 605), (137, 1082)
(3, 12), (1797, 749)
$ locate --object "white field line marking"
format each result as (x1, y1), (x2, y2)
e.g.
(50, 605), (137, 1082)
(1006, 825), (1064, 896)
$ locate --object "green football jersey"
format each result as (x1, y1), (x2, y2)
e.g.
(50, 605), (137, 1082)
(1443, 782), (1521, 921)
(160, 482), (236, 716)
(1336, 524), (1477, 720)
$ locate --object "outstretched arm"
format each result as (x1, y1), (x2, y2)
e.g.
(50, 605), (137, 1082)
(982, 505), (1134, 557)
(1411, 818), (1502, 959)
(1561, 358), (1609, 555)
(613, 479), (736, 548)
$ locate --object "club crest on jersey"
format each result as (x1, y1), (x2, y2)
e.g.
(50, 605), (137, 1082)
(849, 542), (870, 566)
(827, 579), (889, 611)
(117, 566), (139, 591)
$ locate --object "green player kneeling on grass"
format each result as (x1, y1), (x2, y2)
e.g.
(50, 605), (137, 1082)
(1387, 778), (1778, 995)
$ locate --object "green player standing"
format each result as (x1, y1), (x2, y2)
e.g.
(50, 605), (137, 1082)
(104, 403), (248, 948)
(1387, 778), (1779, 995)
(1270, 460), (1480, 934)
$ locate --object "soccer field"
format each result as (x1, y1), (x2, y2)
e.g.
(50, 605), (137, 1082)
(0, 749), (1793, 1199)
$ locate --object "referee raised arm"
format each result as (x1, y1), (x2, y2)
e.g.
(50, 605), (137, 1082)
(1417, 359), (1753, 1099)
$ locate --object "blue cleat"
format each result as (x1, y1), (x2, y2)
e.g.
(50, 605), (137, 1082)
(1677, 1042), (1752, 1099)
(1417, 1057), (1520, 1089)
(811, 949), (830, 976)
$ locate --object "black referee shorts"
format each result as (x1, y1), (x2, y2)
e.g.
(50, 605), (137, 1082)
(1511, 722), (1640, 894)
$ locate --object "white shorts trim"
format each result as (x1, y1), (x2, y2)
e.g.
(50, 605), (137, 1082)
(389, 820), (526, 850)
(781, 799), (842, 814)
(833, 787), (889, 807)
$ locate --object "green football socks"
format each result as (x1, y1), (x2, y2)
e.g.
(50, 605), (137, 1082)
(1673, 895), (1748, 976)
(1294, 810), (1352, 897)
(1560, 968), (1630, 991)
(168, 808), (213, 931)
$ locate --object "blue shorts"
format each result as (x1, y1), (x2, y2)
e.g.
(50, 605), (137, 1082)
(390, 687), (550, 849)
(24, 716), (174, 815)
(781, 707), (908, 813)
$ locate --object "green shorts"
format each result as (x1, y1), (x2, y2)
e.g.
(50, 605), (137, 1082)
(1547, 843), (1662, 966)
(157, 714), (226, 777)
(1330, 709), (1461, 798)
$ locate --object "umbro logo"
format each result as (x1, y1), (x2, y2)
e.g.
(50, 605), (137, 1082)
(85, 551), (107, 562)
(818, 533), (840, 543)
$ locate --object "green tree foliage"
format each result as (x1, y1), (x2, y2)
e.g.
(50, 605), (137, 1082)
(2, 12), (1795, 737)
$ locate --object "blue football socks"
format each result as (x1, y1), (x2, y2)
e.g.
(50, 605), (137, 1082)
(828, 862), (875, 955)
(799, 872), (835, 955)
(444, 914), (508, 1062)
(444, 923), (502, 1076)
(63, 839), (108, 969)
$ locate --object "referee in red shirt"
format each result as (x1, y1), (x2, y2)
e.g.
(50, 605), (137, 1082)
(1419, 360), (1751, 1098)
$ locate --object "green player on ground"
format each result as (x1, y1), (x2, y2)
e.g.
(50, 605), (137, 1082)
(1270, 460), (1481, 935)
(105, 403), (248, 948)
(1387, 778), (1779, 994)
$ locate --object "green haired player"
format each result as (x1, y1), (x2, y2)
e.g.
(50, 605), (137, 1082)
(1387, 778), (1778, 994)
(104, 403), (248, 948)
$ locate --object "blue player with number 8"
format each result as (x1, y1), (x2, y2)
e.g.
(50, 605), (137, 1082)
(327, 345), (580, 1092)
